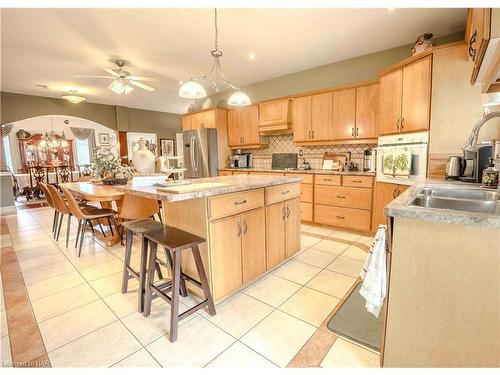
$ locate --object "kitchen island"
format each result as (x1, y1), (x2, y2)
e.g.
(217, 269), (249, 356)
(382, 181), (500, 367)
(118, 174), (302, 302)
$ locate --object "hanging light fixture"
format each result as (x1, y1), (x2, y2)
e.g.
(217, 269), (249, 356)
(61, 90), (87, 104)
(178, 9), (251, 106)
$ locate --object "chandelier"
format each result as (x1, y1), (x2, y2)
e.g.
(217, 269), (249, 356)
(178, 9), (251, 107)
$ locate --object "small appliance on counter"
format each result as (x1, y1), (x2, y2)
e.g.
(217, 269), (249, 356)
(445, 156), (466, 180)
(272, 153), (297, 170)
(229, 152), (252, 168)
(460, 142), (493, 182)
(363, 148), (374, 172)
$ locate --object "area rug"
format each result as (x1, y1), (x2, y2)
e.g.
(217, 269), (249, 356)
(326, 282), (383, 351)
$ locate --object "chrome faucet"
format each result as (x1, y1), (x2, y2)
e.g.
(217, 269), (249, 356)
(464, 110), (500, 159)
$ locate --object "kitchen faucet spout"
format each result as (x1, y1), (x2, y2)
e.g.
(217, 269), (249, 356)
(464, 110), (500, 158)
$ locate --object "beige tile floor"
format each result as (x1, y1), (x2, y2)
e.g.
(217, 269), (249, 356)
(2, 207), (380, 368)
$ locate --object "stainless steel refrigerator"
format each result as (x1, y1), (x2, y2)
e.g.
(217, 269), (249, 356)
(183, 128), (218, 178)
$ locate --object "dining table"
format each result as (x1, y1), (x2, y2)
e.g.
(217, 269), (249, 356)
(60, 182), (125, 247)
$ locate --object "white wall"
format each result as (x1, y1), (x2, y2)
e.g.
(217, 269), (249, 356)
(7, 115), (119, 171)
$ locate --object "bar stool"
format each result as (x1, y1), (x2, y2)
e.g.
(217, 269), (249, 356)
(143, 225), (216, 342)
(121, 218), (165, 313)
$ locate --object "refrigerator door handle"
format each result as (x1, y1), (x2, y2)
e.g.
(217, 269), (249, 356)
(190, 136), (196, 172)
(192, 136), (198, 172)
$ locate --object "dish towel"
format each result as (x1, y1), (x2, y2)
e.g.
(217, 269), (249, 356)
(359, 225), (388, 318)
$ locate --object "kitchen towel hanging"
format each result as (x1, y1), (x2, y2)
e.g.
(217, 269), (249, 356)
(359, 225), (387, 318)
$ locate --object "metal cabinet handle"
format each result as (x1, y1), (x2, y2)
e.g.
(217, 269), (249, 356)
(286, 206), (290, 218)
(401, 118), (405, 129)
(281, 190), (290, 195)
(312, 130), (315, 139)
(352, 180), (362, 183)
(469, 30), (477, 61)
(396, 119), (400, 131)
(356, 127), (359, 137)
(351, 127), (355, 137)
(234, 199), (247, 205)
(336, 215), (345, 219)
(237, 221), (242, 237)
(282, 206), (286, 220)
(243, 220), (248, 234)
(308, 130), (312, 139)
(336, 195), (346, 199)
(323, 178), (332, 181)
(393, 189), (397, 198)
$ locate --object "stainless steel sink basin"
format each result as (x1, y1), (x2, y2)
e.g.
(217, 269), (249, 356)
(417, 187), (500, 201)
(408, 186), (500, 214)
(409, 195), (500, 214)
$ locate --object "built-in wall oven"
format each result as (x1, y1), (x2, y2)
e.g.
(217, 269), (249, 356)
(376, 131), (429, 186)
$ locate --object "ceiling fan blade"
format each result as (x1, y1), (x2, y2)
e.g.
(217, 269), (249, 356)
(102, 68), (121, 77)
(73, 75), (114, 79)
(129, 80), (155, 92)
(129, 75), (157, 82)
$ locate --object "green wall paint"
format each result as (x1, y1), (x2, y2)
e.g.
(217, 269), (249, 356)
(208, 32), (465, 106)
(0, 92), (182, 138)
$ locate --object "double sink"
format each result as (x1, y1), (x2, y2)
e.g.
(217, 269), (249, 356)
(408, 186), (500, 215)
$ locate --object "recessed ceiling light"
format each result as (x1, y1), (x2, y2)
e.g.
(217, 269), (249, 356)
(387, 8), (396, 12)
(248, 53), (256, 60)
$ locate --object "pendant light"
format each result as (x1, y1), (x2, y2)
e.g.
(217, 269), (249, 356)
(178, 9), (251, 106)
(62, 90), (87, 104)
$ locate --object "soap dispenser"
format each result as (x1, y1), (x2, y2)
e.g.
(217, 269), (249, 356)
(482, 157), (499, 189)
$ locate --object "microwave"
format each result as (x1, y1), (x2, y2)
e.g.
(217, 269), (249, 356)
(230, 153), (252, 168)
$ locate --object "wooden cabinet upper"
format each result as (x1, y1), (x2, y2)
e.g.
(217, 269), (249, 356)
(292, 96), (312, 142)
(332, 88), (356, 140)
(379, 55), (431, 135)
(227, 105), (262, 147)
(293, 92), (333, 142)
(355, 84), (379, 139)
(182, 109), (218, 131)
(258, 99), (292, 132)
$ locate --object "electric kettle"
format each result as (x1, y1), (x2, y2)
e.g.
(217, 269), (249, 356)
(445, 156), (466, 180)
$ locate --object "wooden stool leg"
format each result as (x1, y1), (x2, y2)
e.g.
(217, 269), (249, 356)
(192, 243), (216, 316)
(143, 240), (158, 317)
(169, 250), (181, 343)
(138, 236), (149, 313)
(121, 229), (134, 293)
(164, 248), (188, 298)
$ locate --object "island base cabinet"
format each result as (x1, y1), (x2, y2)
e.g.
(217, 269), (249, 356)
(241, 208), (266, 284)
(209, 215), (243, 301)
(266, 198), (301, 270)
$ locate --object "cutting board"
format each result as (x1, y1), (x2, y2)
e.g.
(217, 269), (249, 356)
(156, 182), (230, 194)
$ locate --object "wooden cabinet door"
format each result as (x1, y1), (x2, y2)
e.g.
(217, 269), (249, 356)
(182, 115), (192, 131)
(190, 112), (204, 129)
(292, 96), (312, 142)
(227, 110), (242, 147)
(285, 198), (301, 258)
(241, 208), (266, 284)
(372, 182), (399, 231)
(311, 92), (333, 141)
(356, 84), (379, 139)
(241, 105), (260, 145)
(379, 69), (402, 135)
(209, 215), (242, 300)
(202, 110), (216, 128)
(266, 202), (286, 270)
(401, 55), (432, 133)
(332, 88), (356, 140)
(259, 99), (290, 126)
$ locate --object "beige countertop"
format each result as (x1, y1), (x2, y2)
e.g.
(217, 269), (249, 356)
(385, 180), (500, 228)
(115, 174), (302, 202)
(219, 167), (375, 176)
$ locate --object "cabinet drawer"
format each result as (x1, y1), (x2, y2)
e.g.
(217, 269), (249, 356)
(218, 170), (233, 176)
(314, 185), (372, 210)
(285, 173), (314, 184)
(208, 189), (264, 220)
(301, 184), (313, 203)
(314, 204), (371, 232)
(232, 171), (249, 175)
(315, 174), (341, 186)
(265, 183), (301, 205)
(300, 202), (313, 222)
(342, 175), (373, 188)
(250, 172), (285, 176)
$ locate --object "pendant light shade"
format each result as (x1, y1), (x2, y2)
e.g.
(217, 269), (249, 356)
(61, 90), (87, 104)
(227, 91), (251, 106)
(178, 80), (207, 99)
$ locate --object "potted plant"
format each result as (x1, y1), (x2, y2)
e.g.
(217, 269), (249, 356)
(90, 152), (131, 185)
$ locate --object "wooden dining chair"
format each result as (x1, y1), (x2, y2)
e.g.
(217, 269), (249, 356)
(45, 184), (75, 247)
(28, 166), (49, 199)
(60, 186), (119, 256)
(39, 183), (59, 238)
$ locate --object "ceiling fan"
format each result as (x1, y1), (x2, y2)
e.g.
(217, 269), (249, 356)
(74, 59), (156, 94)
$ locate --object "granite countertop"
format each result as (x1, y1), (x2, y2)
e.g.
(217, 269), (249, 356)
(219, 167), (375, 176)
(385, 179), (500, 229)
(115, 174), (302, 202)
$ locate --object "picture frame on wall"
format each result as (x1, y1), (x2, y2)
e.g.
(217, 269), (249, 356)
(98, 133), (110, 144)
(160, 138), (175, 157)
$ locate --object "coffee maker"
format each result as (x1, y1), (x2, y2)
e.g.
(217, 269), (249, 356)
(229, 153), (252, 168)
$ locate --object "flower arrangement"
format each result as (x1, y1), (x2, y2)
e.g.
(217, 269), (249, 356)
(90, 152), (131, 184)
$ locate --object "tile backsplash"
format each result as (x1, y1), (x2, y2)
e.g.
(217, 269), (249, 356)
(245, 134), (376, 170)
